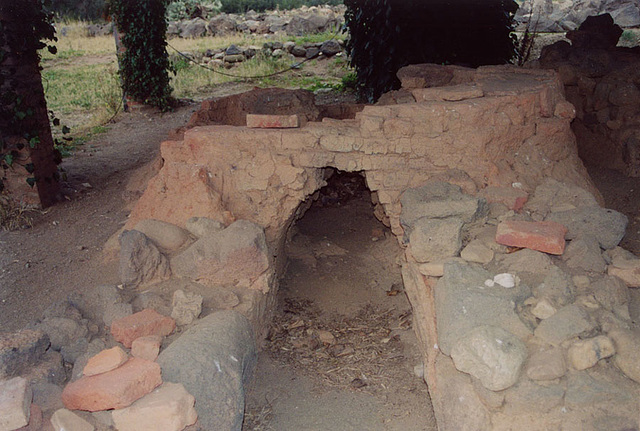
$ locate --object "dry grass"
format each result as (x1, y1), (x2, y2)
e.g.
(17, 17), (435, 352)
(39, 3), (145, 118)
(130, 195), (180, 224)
(0, 194), (40, 231)
(266, 298), (417, 393)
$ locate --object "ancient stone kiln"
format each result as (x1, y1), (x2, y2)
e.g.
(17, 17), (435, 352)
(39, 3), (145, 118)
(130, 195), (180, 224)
(122, 64), (640, 430)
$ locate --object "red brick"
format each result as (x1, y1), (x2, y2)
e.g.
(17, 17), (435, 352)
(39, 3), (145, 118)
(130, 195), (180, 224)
(84, 346), (129, 377)
(246, 114), (299, 129)
(61, 358), (162, 412)
(496, 220), (567, 255)
(111, 309), (175, 348)
(131, 335), (163, 362)
(479, 186), (529, 211)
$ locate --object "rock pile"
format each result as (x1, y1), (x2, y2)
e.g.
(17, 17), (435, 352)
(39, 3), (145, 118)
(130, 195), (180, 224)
(175, 38), (345, 71)
(515, 0), (639, 32)
(538, 13), (640, 177)
(400, 178), (639, 430)
(168, 5), (344, 38)
(0, 270), (256, 430)
(79, 5), (345, 38)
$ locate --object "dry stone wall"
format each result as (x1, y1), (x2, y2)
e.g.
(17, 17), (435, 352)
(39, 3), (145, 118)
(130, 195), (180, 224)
(538, 13), (640, 177)
(118, 64), (640, 430)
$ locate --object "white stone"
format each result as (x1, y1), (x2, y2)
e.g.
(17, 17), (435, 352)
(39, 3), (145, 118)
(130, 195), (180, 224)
(111, 383), (197, 431)
(568, 336), (615, 370)
(0, 377), (31, 431)
(51, 408), (94, 431)
(494, 273), (516, 288)
(451, 325), (527, 391)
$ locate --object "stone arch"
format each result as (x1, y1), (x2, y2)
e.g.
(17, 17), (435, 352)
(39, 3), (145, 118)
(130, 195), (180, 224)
(122, 64), (612, 430)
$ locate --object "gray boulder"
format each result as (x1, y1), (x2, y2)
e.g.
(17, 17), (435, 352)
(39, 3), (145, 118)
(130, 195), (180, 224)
(534, 304), (596, 345)
(157, 310), (256, 431)
(119, 230), (171, 288)
(180, 18), (207, 38)
(563, 234), (607, 273)
(546, 207), (628, 250)
(171, 220), (269, 286)
(409, 217), (463, 263)
(207, 14), (237, 36)
(320, 40), (341, 57)
(434, 261), (532, 355)
(400, 181), (485, 233)
(451, 325), (527, 391)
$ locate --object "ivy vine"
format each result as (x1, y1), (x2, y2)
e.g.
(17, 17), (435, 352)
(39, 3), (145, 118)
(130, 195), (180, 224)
(109, 0), (174, 111)
(0, 0), (63, 195)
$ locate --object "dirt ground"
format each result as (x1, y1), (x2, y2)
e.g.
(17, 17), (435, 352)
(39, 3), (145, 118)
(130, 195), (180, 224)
(1, 81), (640, 430)
(244, 175), (437, 430)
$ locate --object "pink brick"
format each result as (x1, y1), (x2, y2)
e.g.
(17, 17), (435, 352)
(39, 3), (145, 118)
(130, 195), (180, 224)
(111, 309), (175, 348)
(131, 336), (162, 362)
(61, 358), (162, 411)
(496, 220), (567, 255)
(84, 346), (129, 377)
(246, 114), (299, 129)
(479, 186), (529, 211)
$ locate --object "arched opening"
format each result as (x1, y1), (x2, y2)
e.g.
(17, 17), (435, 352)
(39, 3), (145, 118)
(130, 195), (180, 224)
(244, 168), (437, 430)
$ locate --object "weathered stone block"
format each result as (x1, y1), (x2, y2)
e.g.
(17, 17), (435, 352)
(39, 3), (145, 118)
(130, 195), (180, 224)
(434, 261), (532, 355)
(111, 309), (175, 349)
(119, 230), (171, 288)
(62, 358), (162, 411)
(0, 330), (49, 380)
(171, 220), (270, 290)
(400, 182), (484, 228)
(534, 304), (596, 345)
(451, 325), (527, 391)
(0, 377), (32, 431)
(131, 336), (162, 362)
(50, 409), (94, 431)
(568, 335), (615, 370)
(546, 207), (627, 250)
(409, 217), (464, 263)
(111, 383), (197, 431)
(526, 347), (566, 381)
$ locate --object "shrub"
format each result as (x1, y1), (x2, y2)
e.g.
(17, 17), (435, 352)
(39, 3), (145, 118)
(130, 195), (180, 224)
(166, 0), (221, 21)
(344, 0), (519, 102)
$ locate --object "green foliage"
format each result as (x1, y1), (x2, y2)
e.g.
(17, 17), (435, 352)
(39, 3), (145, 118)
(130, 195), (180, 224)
(110, 0), (174, 110)
(344, 0), (518, 103)
(220, 0), (342, 13)
(166, 0), (221, 21)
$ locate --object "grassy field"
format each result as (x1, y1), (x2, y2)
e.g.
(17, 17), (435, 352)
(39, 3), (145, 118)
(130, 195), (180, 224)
(40, 23), (350, 138)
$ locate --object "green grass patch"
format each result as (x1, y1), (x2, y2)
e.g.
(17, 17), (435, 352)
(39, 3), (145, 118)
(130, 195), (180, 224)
(42, 63), (121, 115)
